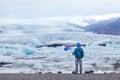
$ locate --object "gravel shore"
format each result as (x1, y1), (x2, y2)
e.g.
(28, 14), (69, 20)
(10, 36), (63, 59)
(0, 73), (120, 80)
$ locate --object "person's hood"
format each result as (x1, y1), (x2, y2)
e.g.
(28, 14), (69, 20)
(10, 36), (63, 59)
(76, 43), (81, 48)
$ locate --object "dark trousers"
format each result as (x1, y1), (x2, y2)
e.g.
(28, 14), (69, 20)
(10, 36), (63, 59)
(75, 58), (82, 74)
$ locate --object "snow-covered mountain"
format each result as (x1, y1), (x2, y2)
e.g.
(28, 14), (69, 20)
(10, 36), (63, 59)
(0, 14), (120, 73)
(85, 17), (120, 35)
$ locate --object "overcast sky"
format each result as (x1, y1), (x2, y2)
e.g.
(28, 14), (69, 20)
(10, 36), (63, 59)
(0, 0), (120, 19)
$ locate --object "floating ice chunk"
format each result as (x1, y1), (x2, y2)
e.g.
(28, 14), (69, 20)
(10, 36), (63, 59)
(22, 47), (35, 55)
(28, 38), (43, 48)
(6, 49), (13, 56)
(0, 48), (13, 56)
(0, 44), (4, 48)
(32, 62), (44, 70)
(0, 55), (14, 62)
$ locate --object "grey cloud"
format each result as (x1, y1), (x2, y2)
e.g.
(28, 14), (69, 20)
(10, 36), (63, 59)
(0, 0), (120, 19)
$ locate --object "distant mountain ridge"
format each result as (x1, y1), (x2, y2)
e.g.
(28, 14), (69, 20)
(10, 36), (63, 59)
(1, 14), (120, 35)
(84, 17), (120, 35)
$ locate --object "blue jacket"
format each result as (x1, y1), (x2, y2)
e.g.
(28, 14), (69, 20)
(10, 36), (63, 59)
(72, 43), (84, 58)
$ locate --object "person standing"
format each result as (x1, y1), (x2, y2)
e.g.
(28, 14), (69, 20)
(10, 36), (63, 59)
(72, 43), (84, 74)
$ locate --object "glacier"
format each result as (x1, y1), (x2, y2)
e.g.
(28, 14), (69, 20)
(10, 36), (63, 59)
(0, 16), (120, 73)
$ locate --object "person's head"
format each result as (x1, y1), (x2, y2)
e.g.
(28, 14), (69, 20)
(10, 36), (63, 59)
(76, 42), (81, 48)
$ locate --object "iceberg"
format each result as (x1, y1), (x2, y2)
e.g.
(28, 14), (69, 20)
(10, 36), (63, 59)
(22, 47), (35, 55)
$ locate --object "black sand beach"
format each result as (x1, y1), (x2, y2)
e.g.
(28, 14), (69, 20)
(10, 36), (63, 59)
(0, 73), (120, 80)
